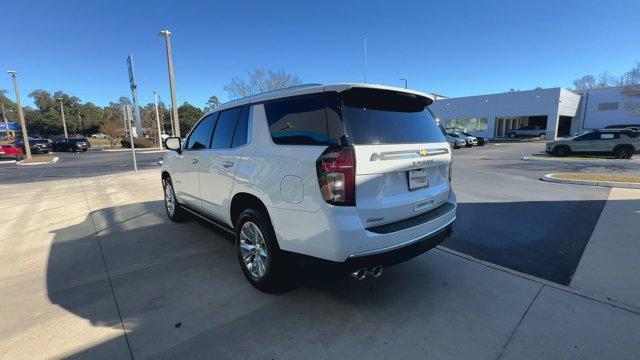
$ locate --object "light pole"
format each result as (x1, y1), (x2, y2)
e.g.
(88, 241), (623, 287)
(1, 103), (12, 140)
(77, 114), (83, 136)
(158, 29), (180, 137)
(58, 97), (68, 138)
(153, 90), (163, 149)
(7, 71), (31, 159)
(399, 77), (408, 89)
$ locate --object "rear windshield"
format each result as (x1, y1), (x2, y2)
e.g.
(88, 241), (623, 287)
(339, 88), (445, 145)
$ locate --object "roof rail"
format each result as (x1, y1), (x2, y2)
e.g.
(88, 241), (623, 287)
(223, 83), (323, 105)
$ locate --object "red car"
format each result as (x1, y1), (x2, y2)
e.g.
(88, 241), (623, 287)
(0, 144), (24, 160)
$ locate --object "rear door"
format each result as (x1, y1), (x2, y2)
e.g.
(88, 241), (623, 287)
(572, 131), (600, 152)
(338, 88), (451, 227)
(198, 106), (250, 223)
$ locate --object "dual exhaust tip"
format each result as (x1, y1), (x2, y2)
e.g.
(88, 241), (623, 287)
(351, 265), (383, 280)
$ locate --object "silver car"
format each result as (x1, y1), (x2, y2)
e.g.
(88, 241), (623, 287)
(508, 126), (547, 139)
(447, 134), (466, 149)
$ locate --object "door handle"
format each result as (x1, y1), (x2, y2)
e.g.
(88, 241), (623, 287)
(192, 158), (199, 164)
(222, 161), (234, 168)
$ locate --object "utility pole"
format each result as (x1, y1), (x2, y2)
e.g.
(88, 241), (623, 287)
(7, 71), (31, 159)
(1, 103), (9, 140)
(58, 98), (68, 138)
(400, 77), (408, 89)
(159, 29), (180, 137)
(363, 34), (368, 84)
(153, 90), (163, 149)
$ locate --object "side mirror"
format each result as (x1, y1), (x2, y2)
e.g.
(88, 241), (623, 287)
(164, 137), (182, 153)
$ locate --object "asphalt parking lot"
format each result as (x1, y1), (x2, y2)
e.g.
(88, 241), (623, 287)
(0, 150), (164, 184)
(445, 142), (630, 285)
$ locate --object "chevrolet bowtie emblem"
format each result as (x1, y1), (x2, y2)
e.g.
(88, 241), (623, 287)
(419, 149), (429, 156)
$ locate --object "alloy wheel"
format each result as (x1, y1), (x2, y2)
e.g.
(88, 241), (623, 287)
(164, 183), (175, 216)
(239, 221), (269, 279)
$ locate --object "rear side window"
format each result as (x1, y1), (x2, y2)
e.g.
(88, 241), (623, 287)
(231, 106), (250, 148)
(264, 94), (328, 145)
(186, 114), (216, 150)
(339, 88), (445, 145)
(212, 107), (242, 149)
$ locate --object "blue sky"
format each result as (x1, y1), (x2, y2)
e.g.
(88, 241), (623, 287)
(2, 0), (639, 108)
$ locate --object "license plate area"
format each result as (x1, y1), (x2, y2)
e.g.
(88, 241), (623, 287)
(408, 168), (429, 191)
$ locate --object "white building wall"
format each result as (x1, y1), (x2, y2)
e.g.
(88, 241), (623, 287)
(430, 88), (580, 140)
(575, 86), (640, 130)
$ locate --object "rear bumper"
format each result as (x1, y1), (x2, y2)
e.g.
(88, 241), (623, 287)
(270, 189), (457, 262)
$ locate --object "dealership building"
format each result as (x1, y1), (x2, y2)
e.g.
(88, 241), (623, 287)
(430, 86), (639, 140)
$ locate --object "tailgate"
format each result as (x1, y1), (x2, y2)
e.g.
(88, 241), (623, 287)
(354, 143), (451, 227)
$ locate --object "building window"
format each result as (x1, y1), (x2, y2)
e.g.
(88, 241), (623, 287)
(444, 117), (488, 132)
(598, 102), (619, 110)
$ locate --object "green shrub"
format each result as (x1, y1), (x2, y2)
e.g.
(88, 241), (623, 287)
(120, 138), (156, 148)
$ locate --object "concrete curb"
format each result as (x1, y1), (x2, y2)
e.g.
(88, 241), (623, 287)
(541, 173), (640, 189)
(522, 156), (637, 165)
(17, 156), (60, 166)
(0, 159), (18, 164)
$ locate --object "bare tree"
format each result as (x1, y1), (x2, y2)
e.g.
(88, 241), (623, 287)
(224, 68), (302, 99)
(620, 62), (640, 116)
(207, 95), (220, 110)
(100, 121), (124, 148)
(597, 72), (620, 88)
(573, 75), (596, 91)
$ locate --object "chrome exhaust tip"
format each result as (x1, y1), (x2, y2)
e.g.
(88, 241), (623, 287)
(351, 268), (368, 280)
(369, 265), (383, 278)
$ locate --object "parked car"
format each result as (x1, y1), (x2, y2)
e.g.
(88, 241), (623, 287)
(446, 129), (476, 147)
(53, 137), (89, 152)
(447, 134), (466, 149)
(0, 144), (24, 160)
(161, 84), (456, 292)
(91, 133), (107, 138)
(508, 126), (547, 139)
(461, 132), (487, 146)
(14, 137), (53, 154)
(604, 124), (640, 130)
(546, 129), (640, 159)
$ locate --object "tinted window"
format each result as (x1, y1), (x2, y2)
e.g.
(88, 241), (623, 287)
(186, 114), (216, 150)
(264, 94), (328, 145)
(212, 107), (241, 149)
(231, 106), (250, 148)
(576, 132), (600, 141)
(339, 88), (445, 145)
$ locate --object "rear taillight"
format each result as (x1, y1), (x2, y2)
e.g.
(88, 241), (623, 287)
(316, 147), (356, 206)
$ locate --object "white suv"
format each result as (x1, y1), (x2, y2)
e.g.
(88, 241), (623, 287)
(161, 84), (457, 292)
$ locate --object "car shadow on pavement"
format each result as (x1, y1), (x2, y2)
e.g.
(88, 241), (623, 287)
(46, 199), (555, 359)
(443, 199), (609, 285)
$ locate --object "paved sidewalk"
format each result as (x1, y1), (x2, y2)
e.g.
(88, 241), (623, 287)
(0, 170), (639, 359)
(571, 188), (640, 309)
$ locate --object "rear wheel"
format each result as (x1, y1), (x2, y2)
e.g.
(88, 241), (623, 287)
(236, 208), (287, 293)
(614, 146), (633, 159)
(539, 133), (546, 139)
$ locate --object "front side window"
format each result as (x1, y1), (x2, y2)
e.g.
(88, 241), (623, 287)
(339, 88), (445, 145)
(264, 94), (328, 145)
(211, 107), (242, 149)
(575, 131), (600, 141)
(186, 114), (216, 150)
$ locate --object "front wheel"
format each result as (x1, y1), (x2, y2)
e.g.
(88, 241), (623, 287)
(509, 132), (517, 138)
(236, 209), (287, 293)
(163, 177), (188, 222)
(539, 133), (546, 139)
(553, 146), (570, 157)
(614, 147), (633, 159)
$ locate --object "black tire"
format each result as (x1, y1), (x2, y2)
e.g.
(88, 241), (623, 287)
(539, 133), (546, 139)
(465, 141), (472, 148)
(235, 208), (287, 293)
(614, 146), (634, 159)
(508, 132), (517, 138)
(453, 143), (460, 149)
(163, 177), (188, 222)
(553, 146), (570, 157)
